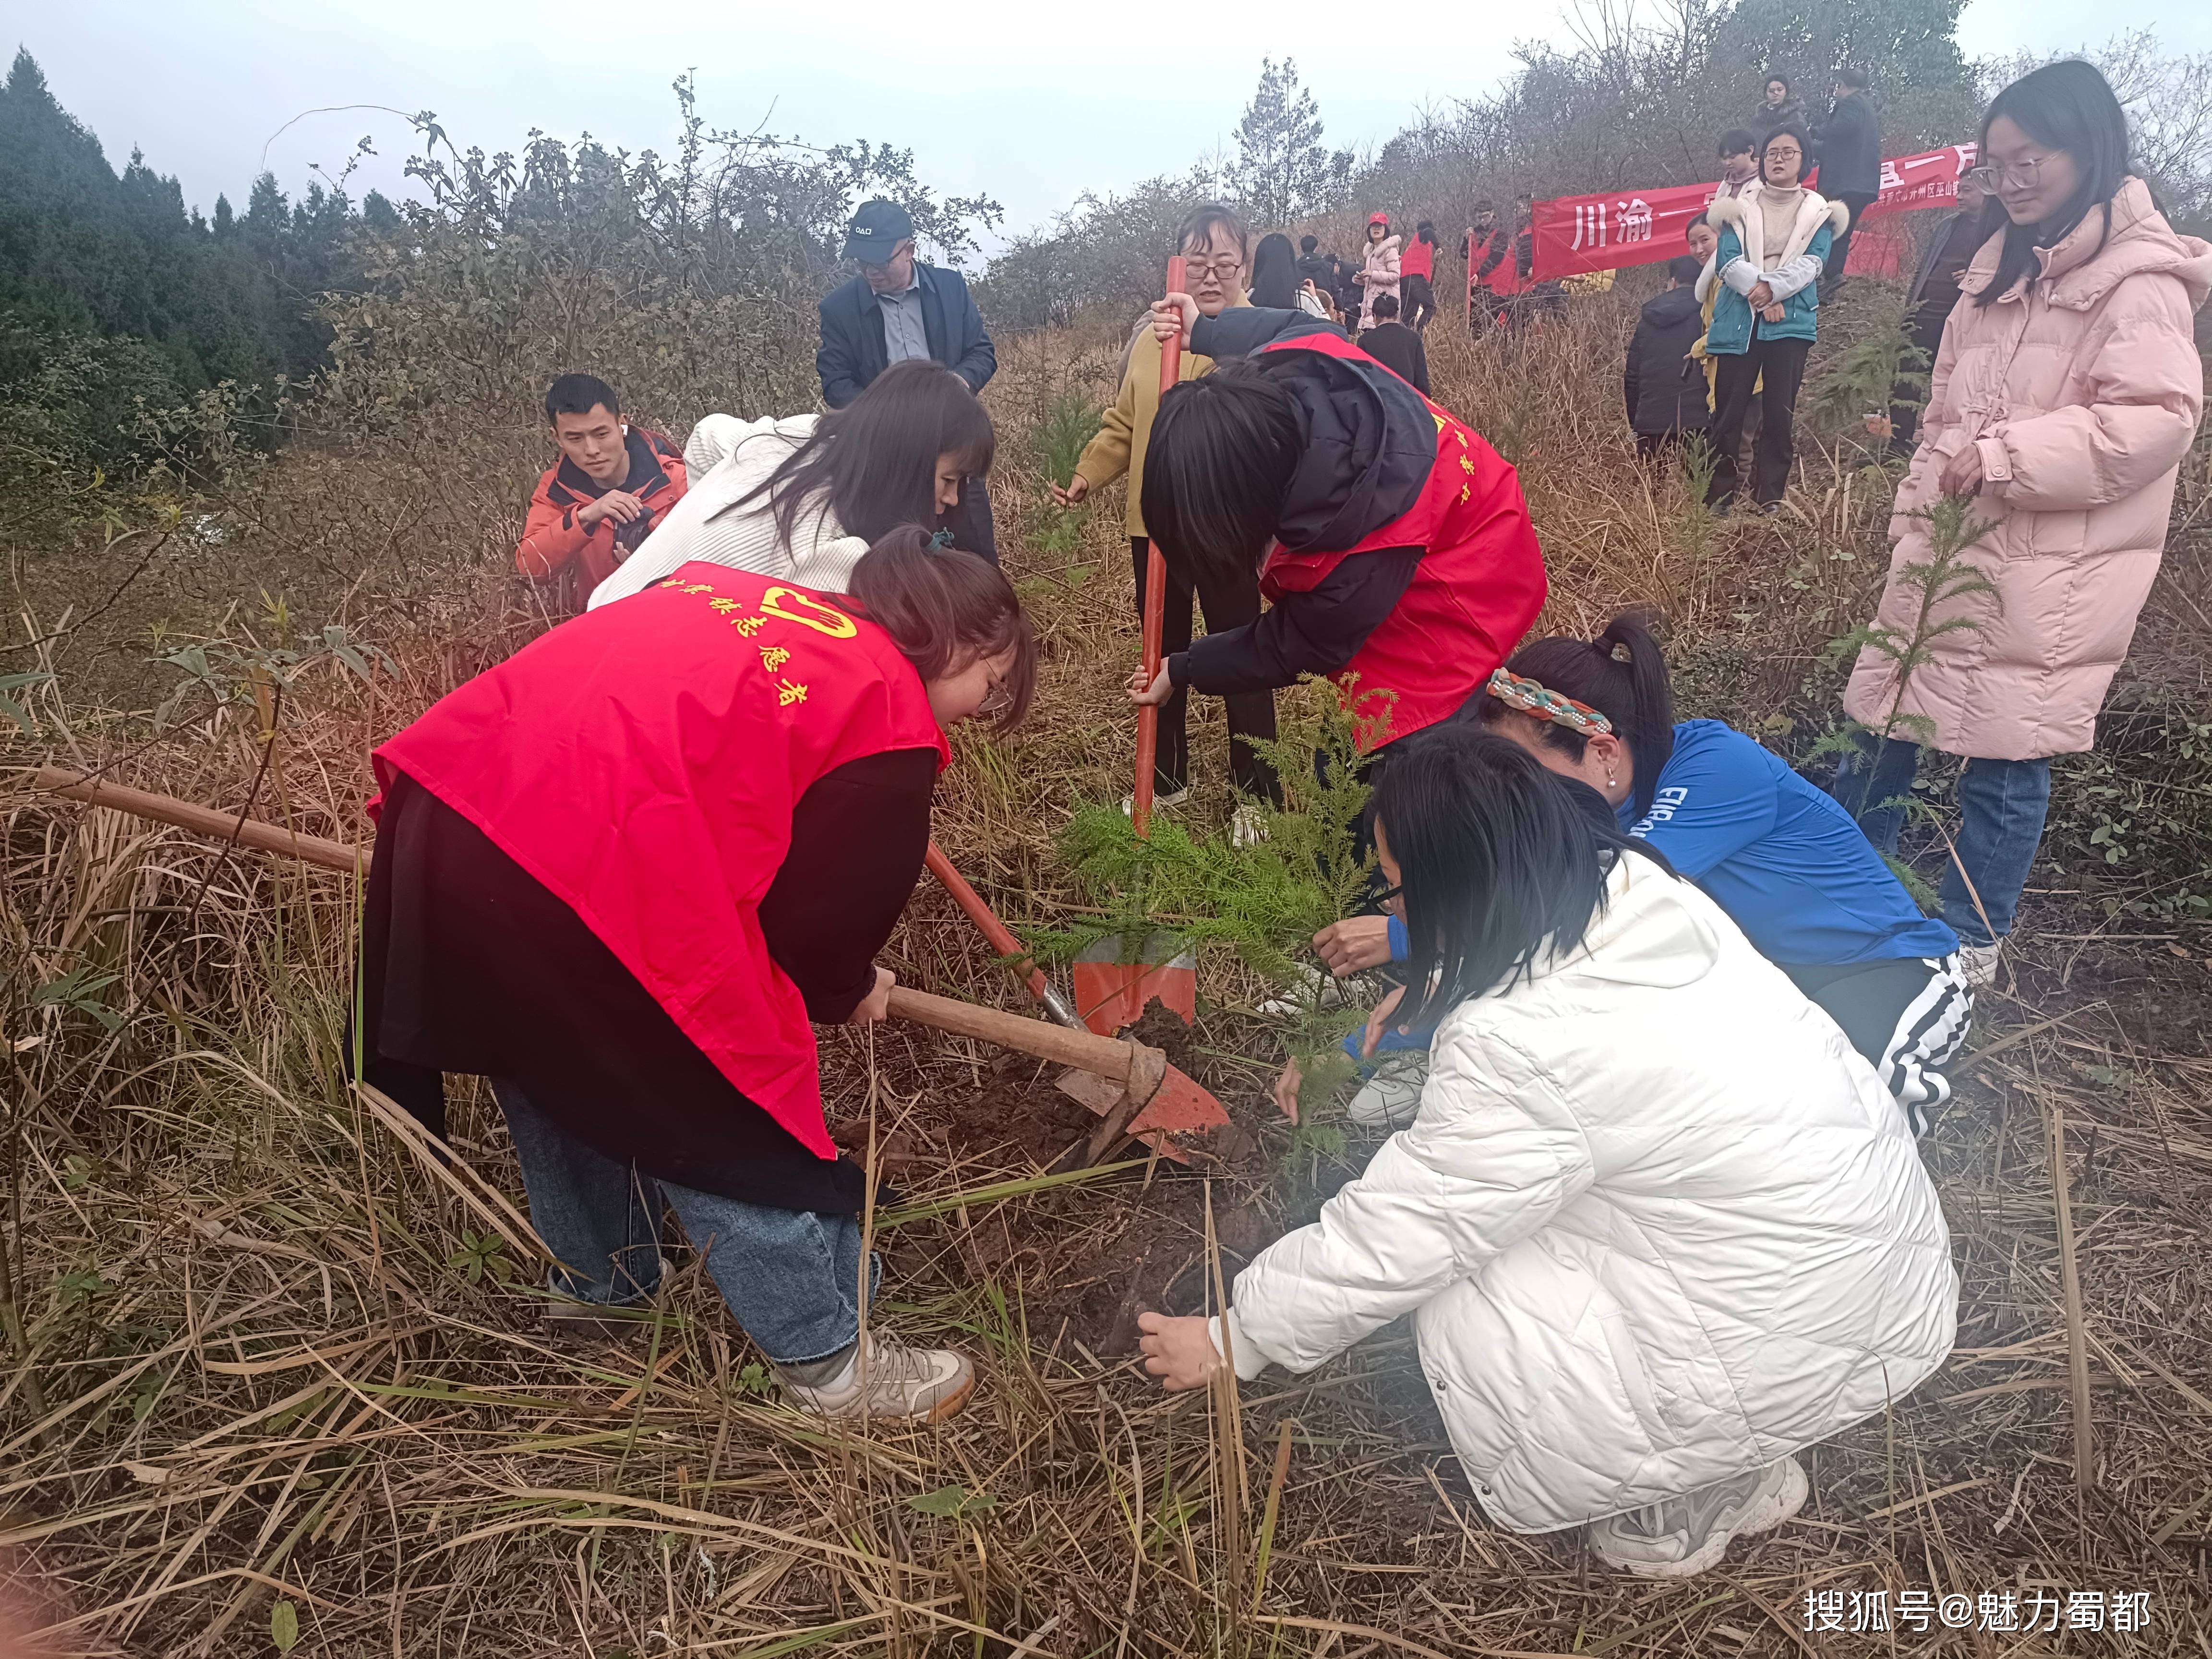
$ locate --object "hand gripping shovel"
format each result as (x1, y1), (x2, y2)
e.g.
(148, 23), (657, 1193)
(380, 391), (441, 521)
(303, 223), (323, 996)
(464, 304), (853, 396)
(924, 842), (1229, 1163)
(1074, 252), (1201, 1037)
(25, 766), (1230, 1166)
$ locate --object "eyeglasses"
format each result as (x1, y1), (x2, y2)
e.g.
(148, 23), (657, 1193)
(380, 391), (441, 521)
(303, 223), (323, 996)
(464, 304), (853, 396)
(977, 677), (1013, 718)
(1373, 882), (1404, 911)
(1966, 158), (2044, 191)
(1764, 146), (1803, 162)
(1181, 254), (1244, 283)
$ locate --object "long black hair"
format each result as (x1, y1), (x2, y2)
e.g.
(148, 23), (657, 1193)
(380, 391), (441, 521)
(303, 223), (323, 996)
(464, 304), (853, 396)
(1474, 614), (1676, 817)
(1249, 232), (1299, 308)
(1975, 60), (2133, 307)
(1140, 361), (1302, 591)
(1375, 727), (1666, 1025)
(739, 359), (994, 549)
(847, 525), (1036, 732)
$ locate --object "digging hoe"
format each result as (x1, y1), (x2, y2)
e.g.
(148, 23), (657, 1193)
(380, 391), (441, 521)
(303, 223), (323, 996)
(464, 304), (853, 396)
(924, 842), (1230, 1164)
(1077, 252), (1202, 1036)
(29, 767), (1231, 1166)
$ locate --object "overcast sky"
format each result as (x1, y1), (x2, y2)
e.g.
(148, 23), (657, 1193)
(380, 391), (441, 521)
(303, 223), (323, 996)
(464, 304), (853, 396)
(20, 0), (2206, 251)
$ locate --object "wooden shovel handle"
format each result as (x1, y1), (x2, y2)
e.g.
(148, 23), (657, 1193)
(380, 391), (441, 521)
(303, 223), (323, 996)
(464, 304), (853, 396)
(885, 986), (1163, 1096)
(24, 767), (1161, 1093)
(29, 767), (361, 872)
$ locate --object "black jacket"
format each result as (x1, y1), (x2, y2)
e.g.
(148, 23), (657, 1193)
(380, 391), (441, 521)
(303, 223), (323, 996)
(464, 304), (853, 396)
(1296, 251), (1341, 294)
(1153, 308), (1435, 698)
(816, 263), (996, 409)
(1358, 320), (1431, 397)
(1753, 95), (1806, 132)
(1813, 92), (1882, 199)
(1623, 286), (1710, 435)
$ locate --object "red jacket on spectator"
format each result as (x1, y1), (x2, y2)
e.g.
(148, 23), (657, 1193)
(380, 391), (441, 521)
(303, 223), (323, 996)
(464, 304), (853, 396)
(515, 426), (689, 600)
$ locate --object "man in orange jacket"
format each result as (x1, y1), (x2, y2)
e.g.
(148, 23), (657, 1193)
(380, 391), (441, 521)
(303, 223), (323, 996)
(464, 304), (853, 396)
(514, 374), (689, 602)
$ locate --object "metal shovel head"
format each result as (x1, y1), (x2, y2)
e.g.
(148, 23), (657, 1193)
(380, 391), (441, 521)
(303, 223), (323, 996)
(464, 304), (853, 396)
(1071, 931), (1197, 1036)
(1055, 1063), (1230, 1164)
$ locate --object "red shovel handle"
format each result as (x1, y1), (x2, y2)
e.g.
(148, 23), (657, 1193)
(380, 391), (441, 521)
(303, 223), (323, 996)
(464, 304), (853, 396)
(1131, 253), (1187, 840)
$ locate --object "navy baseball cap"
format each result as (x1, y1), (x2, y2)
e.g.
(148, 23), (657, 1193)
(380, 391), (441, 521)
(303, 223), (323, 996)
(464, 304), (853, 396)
(842, 199), (915, 263)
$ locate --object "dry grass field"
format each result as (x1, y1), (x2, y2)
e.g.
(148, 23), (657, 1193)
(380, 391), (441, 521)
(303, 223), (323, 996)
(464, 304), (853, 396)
(3, 286), (2211, 1656)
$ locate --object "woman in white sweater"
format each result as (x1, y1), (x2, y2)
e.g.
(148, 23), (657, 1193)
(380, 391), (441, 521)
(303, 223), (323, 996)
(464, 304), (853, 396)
(589, 360), (995, 608)
(1139, 727), (1959, 1579)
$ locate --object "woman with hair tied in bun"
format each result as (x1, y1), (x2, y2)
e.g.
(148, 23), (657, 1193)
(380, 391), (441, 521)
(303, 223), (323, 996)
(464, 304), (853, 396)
(358, 527), (1034, 1423)
(1311, 615), (1971, 1135)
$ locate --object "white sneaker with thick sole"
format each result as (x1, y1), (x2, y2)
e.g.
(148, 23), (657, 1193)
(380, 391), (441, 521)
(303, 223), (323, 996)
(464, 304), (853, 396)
(1957, 939), (2004, 988)
(1257, 962), (1349, 1018)
(778, 1335), (975, 1424)
(1229, 804), (1269, 848)
(1585, 1455), (1808, 1578)
(1345, 1058), (1426, 1128)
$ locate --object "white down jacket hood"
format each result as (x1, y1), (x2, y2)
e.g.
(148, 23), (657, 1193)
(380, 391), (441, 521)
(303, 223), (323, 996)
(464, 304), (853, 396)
(1226, 854), (1958, 1534)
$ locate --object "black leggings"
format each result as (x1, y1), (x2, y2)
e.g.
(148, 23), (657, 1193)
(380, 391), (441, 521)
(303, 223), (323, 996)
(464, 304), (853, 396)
(1131, 537), (1277, 799)
(1402, 273), (1437, 332)
(1706, 335), (1811, 507)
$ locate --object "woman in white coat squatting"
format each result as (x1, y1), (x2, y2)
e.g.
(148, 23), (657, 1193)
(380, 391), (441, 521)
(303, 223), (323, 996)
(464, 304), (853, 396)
(1138, 728), (1959, 1579)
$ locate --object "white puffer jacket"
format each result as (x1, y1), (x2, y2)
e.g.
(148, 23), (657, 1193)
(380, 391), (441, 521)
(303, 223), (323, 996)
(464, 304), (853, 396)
(1225, 855), (1958, 1534)
(586, 414), (871, 609)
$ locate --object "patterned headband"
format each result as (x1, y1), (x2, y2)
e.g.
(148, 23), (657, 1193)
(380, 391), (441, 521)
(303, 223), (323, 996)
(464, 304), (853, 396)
(1485, 667), (1615, 736)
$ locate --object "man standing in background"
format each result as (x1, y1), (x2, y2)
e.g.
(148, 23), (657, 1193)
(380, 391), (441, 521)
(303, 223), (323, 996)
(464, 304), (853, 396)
(816, 199), (999, 560)
(1813, 69), (1882, 301)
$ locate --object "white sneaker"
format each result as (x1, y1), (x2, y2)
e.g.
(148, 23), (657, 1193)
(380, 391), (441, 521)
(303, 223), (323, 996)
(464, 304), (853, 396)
(1229, 804), (1269, 847)
(1957, 939), (2004, 988)
(1120, 787), (1191, 816)
(778, 1335), (975, 1423)
(1345, 1060), (1425, 1128)
(1258, 962), (1347, 1018)
(1586, 1456), (1808, 1579)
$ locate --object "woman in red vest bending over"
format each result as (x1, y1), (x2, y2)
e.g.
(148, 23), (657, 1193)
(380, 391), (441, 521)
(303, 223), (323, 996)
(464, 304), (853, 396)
(359, 528), (1033, 1423)
(1129, 299), (1547, 792)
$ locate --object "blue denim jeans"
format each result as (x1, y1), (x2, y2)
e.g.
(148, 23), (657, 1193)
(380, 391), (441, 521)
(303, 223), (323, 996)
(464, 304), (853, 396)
(493, 1082), (875, 1366)
(1828, 737), (2053, 947)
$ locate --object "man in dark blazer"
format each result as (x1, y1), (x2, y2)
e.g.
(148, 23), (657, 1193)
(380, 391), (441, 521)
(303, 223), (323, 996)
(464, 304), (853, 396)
(817, 200), (999, 559)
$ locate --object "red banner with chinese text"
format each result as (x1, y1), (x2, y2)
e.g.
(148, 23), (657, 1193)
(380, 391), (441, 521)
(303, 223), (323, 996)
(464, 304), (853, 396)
(1527, 143), (1978, 284)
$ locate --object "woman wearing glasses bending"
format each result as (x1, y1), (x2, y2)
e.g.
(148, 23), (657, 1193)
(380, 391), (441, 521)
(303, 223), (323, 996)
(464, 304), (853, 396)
(1835, 60), (2211, 988)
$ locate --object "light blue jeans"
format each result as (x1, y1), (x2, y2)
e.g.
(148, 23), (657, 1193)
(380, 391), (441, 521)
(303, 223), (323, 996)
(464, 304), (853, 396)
(493, 1082), (874, 1367)
(1828, 736), (2053, 947)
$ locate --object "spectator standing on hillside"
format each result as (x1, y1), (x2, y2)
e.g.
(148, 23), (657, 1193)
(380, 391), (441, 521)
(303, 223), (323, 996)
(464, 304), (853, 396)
(1504, 194), (1567, 331)
(1624, 257), (1710, 459)
(817, 200), (998, 559)
(1835, 60), (2211, 986)
(514, 374), (690, 606)
(1712, 130), (1760, 203)
(1401, 221), (1440, 331)
(1462, 201), (1510, 334)
(1296, 234), (1339, 296)
(1813, 70), (1882, 301)
(1053, 204), (1277, 811)
(1698, 126), (1845, 510)
(1355, 213), (1402, 329)
(1359, 294), (1431, 395)
(1754, 75), (1805, 132)
(1889, 165), (1991, 451)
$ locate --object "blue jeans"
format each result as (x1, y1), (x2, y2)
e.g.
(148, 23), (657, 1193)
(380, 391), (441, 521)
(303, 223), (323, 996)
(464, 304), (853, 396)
(494, 1082), (874, 1367)
(1828, 737), (2053, 947)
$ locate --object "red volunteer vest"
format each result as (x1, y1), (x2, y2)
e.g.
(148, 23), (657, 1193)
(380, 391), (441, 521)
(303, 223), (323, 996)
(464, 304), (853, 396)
(1257, 333), (1548, 745)
(373, 564), (949, 1158)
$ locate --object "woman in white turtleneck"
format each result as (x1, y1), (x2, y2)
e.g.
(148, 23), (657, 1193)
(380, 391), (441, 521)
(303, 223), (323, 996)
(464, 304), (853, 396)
(1694, 124), (1849, 511)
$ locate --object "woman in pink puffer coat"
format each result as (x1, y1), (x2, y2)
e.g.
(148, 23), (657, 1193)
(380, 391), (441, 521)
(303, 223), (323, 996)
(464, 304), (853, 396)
(1835, 60), (2210, 985)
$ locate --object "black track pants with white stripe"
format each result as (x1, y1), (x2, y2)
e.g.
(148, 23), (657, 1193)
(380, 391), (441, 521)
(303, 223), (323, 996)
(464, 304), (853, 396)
(1784, 955), (1973, 1136)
